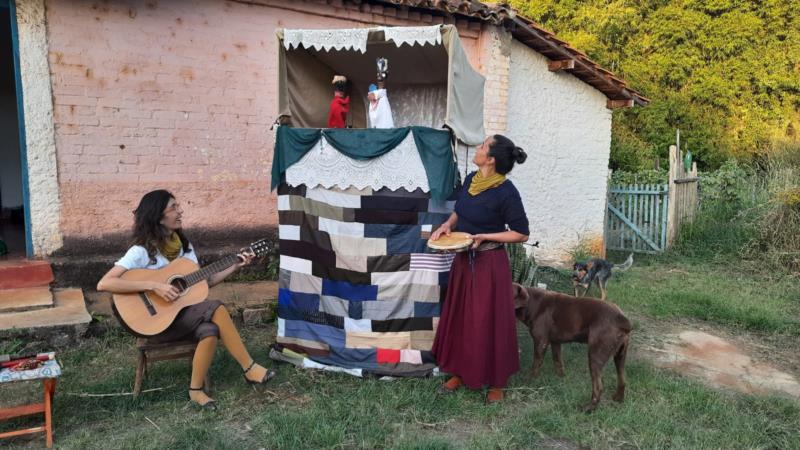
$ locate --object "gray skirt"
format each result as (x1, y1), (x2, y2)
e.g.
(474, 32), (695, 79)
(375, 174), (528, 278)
(150, 299), (224, 343)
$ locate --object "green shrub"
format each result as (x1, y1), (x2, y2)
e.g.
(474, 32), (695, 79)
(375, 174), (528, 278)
(671, 144), (800, 273)
(697, 159), (751, 203)
(509, 0), (800, 170)
(671, 159), (758, 259)
(507, 243), (538, 286)
(744, 145), (800, 272)
(508, 243), (577, 293)
(610, 168), (668, 186)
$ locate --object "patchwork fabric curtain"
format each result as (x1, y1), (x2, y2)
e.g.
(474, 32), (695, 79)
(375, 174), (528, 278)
(272, 127), (459, 377)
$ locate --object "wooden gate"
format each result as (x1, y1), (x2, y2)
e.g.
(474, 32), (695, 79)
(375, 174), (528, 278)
(606, 184), (669, 253)
(666, 145), (699, 247)
(605, 145), (699, 254)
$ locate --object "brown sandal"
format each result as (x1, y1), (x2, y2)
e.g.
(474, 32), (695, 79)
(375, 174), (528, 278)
(188, 387), (217, 410)
(485, 388), (504, 404)
(436, 376), (463, 395)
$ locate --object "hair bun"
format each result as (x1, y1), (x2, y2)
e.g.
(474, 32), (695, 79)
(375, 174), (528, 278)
(513, 147), (527, 164)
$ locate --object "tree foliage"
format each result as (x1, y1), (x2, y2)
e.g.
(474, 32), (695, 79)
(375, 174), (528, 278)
(509, 0), (800, 170)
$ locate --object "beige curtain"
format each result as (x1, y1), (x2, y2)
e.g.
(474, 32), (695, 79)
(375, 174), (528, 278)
(276, 26), (484, 144)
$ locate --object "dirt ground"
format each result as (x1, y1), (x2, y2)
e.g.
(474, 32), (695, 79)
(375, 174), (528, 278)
(632, 314), (800, 399)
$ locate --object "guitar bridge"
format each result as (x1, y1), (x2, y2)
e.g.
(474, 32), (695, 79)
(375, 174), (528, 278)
(138, 292), (157, 316)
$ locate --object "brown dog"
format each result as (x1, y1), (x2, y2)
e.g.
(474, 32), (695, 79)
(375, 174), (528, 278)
(513, 283), (631, 411)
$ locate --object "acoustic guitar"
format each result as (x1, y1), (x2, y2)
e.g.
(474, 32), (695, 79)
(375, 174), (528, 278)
(112, 239), (271, 337)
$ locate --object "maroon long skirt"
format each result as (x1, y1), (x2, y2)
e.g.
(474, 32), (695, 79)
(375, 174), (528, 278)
(432, 247), (519, 389)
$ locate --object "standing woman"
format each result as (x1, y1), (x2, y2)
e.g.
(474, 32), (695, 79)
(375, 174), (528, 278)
(430, 135), (529, 404)
(97, 190), (275, 410)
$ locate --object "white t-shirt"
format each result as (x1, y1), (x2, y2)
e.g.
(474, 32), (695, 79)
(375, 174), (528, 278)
(115, 244), (198, 270)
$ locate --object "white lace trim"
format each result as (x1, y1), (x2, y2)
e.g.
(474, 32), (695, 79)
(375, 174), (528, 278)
(283, 28), (370, 53)
(382, 25), (442, 47)
(286, 133), (430, 192)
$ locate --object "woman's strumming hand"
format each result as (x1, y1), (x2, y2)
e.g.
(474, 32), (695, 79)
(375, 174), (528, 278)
(152, 282), (180, 302)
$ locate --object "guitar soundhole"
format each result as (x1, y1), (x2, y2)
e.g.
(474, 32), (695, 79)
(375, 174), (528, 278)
(170, 277), (188, 294)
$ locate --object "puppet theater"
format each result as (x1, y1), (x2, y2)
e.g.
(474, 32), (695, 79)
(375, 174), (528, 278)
(270, 25), (485, 377)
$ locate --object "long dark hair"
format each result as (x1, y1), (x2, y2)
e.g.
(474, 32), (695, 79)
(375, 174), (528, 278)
(489, 134), (527, 175)
(132, 189), (191, 263)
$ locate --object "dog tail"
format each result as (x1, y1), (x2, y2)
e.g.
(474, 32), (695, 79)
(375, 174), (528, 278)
(612, 253), (634, 273)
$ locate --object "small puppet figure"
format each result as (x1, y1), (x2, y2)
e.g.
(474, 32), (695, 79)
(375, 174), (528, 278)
(327, 75), (350, 128)
(367, 83), (394, 129)
(376, 57), (388, 86)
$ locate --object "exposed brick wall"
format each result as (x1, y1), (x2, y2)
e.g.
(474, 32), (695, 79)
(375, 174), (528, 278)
(480, 26), (510, 136)
(45, 0), (482, 245)
(456, 25), (510, 190)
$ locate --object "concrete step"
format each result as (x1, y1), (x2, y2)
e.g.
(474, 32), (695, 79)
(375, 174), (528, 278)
(0, 288), (91, 332)
(85, 280), (279, 323)
(208, 280), (279, 310)
(0, 286), (54, 313)
(0, 259), (54, 289)
(49, 247), (275, 291)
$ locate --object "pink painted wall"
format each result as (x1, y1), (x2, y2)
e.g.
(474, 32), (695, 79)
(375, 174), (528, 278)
(46, 0), (484, 241)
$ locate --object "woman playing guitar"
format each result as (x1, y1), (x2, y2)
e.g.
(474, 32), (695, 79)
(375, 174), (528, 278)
(97, 190), (275, 410)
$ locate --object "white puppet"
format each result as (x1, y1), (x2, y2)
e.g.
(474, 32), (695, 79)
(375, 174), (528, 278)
(367, 83), (394, 129)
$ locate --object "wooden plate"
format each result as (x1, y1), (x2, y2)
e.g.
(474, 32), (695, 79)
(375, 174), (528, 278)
(427, 232), (473, 252)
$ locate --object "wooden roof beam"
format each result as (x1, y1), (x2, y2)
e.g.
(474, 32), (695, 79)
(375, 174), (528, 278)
(548, 59), (574, 72)
(512, 17), (647, 106)
(607, 99), (634, 109)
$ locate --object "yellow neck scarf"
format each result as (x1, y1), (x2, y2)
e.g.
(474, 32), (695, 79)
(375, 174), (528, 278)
(160, 232), (182, 261)
(468, 171), (506, 196)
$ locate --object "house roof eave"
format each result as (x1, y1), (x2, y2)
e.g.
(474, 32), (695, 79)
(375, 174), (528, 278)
(366, 0), (649, 106)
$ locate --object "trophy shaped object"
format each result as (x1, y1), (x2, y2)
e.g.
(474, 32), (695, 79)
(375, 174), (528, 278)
(376, 57), (389, 84)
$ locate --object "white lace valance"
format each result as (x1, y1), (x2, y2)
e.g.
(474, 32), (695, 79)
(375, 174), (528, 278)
(382, 26), (442, 47)
(283, 28), (370, 53)
(285, 134), (430, 192)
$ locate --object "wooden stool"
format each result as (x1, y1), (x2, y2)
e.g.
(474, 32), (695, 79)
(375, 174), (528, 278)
(0, 360), (60, 448)
(134, 338), (210, 396)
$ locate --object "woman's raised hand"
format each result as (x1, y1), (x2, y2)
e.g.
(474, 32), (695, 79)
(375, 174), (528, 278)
(431, 223), (451, 241)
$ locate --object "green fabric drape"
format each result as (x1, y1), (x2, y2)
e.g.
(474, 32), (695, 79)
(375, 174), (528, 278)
(270, 126), (321, 191)
(323, 128), (410, 160)
(271, 126), (459, 200)
(410, 126), (458, 201)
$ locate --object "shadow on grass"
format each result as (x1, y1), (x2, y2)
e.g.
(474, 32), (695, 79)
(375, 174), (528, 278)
(3, 254), (799, 448)
(3, 321), (799, 449)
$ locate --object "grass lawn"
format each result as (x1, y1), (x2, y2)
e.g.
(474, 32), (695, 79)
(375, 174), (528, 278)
(2, 258), (799, 449)
(604, 252), (800, 336)
(540, 251), (800, 337)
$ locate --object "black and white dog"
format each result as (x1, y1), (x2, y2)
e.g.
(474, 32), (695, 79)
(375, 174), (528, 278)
(572, 254), (633, 300)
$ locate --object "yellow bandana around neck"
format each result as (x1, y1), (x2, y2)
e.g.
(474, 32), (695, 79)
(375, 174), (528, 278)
(468, 171), (506, 196)
(160, 232), (182, 261)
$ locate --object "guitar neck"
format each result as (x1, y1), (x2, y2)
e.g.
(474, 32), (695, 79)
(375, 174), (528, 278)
(184, 255), (241, 286)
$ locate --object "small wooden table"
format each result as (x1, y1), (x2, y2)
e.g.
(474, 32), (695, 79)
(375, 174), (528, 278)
(0, 359), (61, 448)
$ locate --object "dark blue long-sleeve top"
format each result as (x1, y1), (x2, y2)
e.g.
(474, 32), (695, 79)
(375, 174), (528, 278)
(454, 172), (530, 236)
